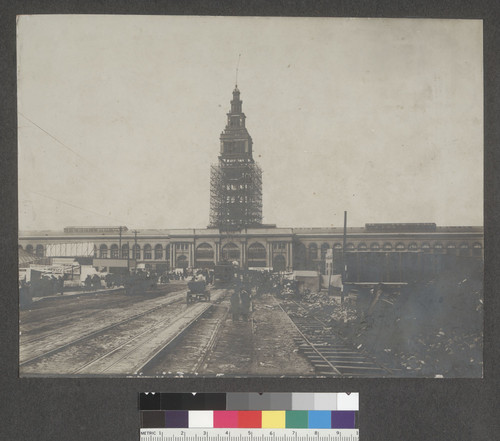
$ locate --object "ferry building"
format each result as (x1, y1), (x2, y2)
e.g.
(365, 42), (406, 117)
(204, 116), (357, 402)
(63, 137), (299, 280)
(19, 87), (483, 280)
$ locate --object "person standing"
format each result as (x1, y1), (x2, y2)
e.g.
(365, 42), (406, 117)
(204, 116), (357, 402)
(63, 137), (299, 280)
(230, 290), (241, 321)
(240, 289), (251, 322)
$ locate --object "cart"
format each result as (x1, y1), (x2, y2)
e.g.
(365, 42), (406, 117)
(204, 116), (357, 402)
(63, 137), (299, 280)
(187, 280), (211, 304)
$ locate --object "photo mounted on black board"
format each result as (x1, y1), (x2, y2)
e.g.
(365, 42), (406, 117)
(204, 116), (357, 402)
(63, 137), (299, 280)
(18, 15), (483, 378)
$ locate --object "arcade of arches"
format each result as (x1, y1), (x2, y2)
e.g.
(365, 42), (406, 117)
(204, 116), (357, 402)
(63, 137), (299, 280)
(19, 225), (483, 276)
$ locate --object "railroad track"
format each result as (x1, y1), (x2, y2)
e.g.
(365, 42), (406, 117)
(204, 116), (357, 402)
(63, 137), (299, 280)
(140, 292), (230, 376)
(21, 289), (226, 376)
(20, 285), (184, 344)
(20, 290), (190, 367)
(277, 299), (393, 377)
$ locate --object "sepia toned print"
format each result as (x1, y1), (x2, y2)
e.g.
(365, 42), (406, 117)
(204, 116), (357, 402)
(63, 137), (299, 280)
(18, 16), (483, 377)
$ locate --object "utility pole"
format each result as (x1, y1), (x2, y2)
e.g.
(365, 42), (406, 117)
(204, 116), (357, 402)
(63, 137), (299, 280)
(341, 211), (347, 304)
(132, 230), (139, 261)
(118, 226), (122, 259)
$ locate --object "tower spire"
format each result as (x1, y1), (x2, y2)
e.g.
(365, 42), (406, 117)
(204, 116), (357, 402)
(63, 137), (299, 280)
(235, 54), (241, 87)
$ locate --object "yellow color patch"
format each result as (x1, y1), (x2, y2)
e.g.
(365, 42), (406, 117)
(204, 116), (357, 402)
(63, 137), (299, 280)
(261, 411), (286, 428)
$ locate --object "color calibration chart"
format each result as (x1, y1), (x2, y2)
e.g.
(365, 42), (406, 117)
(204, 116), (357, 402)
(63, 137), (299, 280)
(139, 393), (359, 441)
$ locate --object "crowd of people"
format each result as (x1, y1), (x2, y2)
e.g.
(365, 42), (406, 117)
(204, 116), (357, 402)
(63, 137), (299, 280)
(19, 274), (65, 298)
(19, 265), (299, 317)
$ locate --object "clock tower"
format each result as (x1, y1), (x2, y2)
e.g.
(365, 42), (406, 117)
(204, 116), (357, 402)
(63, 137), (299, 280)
(209, 86), (263, 230)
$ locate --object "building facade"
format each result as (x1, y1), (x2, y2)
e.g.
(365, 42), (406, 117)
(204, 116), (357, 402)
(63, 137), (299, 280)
(19, 224), (483, 277)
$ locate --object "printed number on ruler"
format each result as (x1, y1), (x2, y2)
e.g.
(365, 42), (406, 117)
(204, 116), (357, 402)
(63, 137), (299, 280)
(140, 429), (359, 441)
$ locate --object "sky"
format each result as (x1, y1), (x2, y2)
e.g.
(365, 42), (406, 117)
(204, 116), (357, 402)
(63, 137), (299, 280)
(17, 16), (483, 231)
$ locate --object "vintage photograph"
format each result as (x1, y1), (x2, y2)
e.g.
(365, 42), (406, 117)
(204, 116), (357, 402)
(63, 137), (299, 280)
(17, 15), (483, 378)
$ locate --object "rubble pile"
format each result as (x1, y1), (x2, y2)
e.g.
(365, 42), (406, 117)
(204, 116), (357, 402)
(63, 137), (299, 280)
(333, 269), (483, 377)
(302, 291), (339, 317)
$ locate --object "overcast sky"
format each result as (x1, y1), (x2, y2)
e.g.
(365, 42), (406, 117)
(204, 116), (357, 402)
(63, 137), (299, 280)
(17, 16), (483, 231)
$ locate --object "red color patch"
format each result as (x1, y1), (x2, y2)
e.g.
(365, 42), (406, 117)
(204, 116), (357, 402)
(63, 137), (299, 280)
(238, 411), (262, 428)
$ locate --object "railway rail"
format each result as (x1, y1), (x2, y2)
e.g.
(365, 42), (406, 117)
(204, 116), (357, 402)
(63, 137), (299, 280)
(140, 292), (230, 376)
(20, 289), (226, 375)
(277, 299), (393, 377)
(20, 290), (189, 365)
(76, 292), (225, 375)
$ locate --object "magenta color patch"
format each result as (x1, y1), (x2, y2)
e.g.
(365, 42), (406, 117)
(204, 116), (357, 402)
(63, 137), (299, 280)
(214, 411), (239, 428)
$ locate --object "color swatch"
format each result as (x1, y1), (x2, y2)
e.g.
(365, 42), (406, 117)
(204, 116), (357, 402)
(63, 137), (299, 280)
(140, 393), (359, 429)
(141, 410), (358, 429)
(140, 393), (358, 411)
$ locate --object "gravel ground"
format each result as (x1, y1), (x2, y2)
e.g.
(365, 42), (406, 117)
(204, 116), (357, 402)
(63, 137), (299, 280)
(251, 293), (314, 376)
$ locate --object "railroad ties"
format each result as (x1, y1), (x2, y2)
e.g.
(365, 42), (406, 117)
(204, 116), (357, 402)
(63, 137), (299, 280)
(278, 301), (392, 377)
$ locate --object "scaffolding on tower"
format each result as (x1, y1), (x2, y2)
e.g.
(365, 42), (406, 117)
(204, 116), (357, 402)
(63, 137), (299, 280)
(209, 158), (263, 231)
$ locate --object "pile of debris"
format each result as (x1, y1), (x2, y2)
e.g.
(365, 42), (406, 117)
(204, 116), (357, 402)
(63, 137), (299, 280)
(331, 269), (483, 377)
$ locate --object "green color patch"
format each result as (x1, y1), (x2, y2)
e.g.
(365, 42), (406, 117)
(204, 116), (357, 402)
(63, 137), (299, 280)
(286, 411), (308, 428)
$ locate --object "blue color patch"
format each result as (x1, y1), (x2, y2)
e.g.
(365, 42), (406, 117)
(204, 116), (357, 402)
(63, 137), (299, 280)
(308, 411), (332, 428)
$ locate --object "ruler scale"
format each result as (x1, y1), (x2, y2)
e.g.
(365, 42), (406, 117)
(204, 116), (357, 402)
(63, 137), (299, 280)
(140, 429), (359, 441)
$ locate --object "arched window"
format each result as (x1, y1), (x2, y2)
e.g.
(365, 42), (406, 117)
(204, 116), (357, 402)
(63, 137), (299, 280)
(154, 244), (163, 260)
(308, 243), (318, 260)
(176, 254), (188, 268)
(358, 243), (367, 251)
(143, 244), (152, 259)
(26, 244), (34, 254)
(196, 243), (214, 260)
(165, 244), (171, 259)
(472, 242), (482, 256)
(35, 244), (45, 257)
(434, 243), (444, 253)
(248, 242), (266, 259)
(248, 242), (266, 267)
(333, 243), (343, 250)
(395, 243), (405, 251)
(383, 243), (392, 251)
(99, 244), (108, 258)
(110, 244), (119, 258)
(132, 244), (140, 260)
(371, 243), (380, 251)
(409, 242), (418, 251)
(293, 242), (307, 270)
(122, 244), (129, 259)
(222, 243), (240, 261)
(320, 243), (330, 259)
(459, 243), (469, 256)
(421, 243), (431, 252)
(346, 243), (355, 251)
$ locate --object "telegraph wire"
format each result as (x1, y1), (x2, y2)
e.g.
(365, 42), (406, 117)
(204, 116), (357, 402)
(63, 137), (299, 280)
(29, 190), (126, 225)
(18, 112), (93, 166)
(19, 111), (168, 221)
